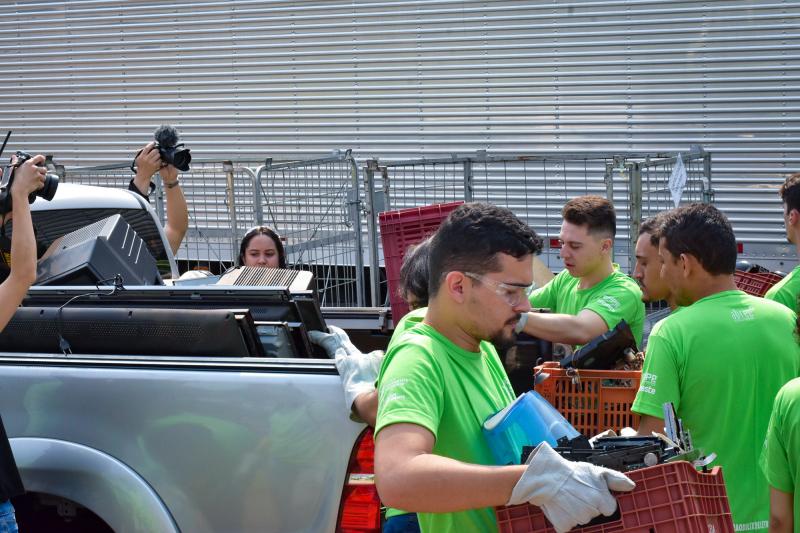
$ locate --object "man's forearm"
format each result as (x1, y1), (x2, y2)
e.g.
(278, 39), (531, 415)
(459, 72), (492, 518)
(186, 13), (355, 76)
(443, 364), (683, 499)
(376, 452), (525, 512)
(353, 390), (378, 427)
(0, 197), (37, 330)
(8, 199), (36, 288)
(522, 311), (595, 345)
(769, 487), (794, 533)
(164, 186), (188, 255)
(132, 169), (154, 196)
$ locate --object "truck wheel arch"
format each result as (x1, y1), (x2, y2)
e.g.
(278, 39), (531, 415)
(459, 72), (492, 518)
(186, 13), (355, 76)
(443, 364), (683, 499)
(11, 437), (178, 533)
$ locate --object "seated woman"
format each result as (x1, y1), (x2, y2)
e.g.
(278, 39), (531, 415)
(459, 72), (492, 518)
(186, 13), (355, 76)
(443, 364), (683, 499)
(238, 226), (287, 269)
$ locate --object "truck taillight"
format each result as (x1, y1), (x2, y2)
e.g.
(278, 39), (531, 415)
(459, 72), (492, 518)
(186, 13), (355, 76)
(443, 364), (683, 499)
(336, 427), (381, 532)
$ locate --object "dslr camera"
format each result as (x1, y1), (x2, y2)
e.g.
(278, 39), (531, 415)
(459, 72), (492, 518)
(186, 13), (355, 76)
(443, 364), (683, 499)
(154, 125), (191, 172)
(0, 151), (59, 216)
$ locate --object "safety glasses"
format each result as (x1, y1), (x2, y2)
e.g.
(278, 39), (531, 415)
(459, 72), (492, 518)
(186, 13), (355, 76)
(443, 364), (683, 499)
(464, 272), (535, 307)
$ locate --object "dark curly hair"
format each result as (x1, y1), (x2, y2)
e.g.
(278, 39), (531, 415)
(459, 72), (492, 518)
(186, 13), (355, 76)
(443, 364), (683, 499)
(659, 203), (736, 275)
(779, 173), (800, 215)
(399, 237), (431, 309)
(428, 202), (543, 297)
(639, 213), (667, 247)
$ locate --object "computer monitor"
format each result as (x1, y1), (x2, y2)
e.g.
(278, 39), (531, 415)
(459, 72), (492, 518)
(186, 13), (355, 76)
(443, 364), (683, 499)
(35, 214), (162, 287)
(22, 285), (328, 358)
(0, 306), (263, 357)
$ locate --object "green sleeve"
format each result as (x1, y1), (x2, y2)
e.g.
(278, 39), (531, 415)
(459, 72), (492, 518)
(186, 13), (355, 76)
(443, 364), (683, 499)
(375, 340), (444, 440)
(529, 274), (559, 309)
(631, 327), (682, 419)
(766, 284), (798, 312)
(583, 283), (644, 347)
(760, 388), (794, 493)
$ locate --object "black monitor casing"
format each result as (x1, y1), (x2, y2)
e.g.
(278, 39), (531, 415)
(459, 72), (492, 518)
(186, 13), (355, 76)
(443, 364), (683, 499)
(35, 214), (161, 287)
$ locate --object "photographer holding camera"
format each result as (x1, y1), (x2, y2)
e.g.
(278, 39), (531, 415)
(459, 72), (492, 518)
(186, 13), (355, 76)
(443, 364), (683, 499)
(129, 125), (190, 256)
(0, 152), (47, 532)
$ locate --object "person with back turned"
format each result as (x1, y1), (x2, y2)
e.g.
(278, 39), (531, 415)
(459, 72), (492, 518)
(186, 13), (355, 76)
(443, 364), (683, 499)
(632, 203), (800, 532)
(765, 173), (800, 309)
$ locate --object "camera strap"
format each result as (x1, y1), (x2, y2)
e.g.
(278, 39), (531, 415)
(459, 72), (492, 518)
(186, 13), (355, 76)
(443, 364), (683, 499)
(129, 148), (143, 174)
(0, 216), (10, 265)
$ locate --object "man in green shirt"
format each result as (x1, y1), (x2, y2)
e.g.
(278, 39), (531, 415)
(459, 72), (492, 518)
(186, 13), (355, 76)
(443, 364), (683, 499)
(521, 195), (646, 349)
(633, 214), (677, 346)
(374, 203), (634, 533)
(765, 173), (800, 310)
(761, 376), (800, 533)
(632, 203), (800, 533)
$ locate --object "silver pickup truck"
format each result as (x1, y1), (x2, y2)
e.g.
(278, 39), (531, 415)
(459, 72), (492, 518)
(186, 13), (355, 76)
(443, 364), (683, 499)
(0, 184), (386, 532)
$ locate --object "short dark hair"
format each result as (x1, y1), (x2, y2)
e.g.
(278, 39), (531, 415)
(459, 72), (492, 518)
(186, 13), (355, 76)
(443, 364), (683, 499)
(398, 237), (431, 308)
(428, 203), (542, 296)
(660, 203), (736, 275)
(639, 213), (666, 247)
(779, 173), (800, 214)
(562, 195), (616, 238)
(238, 226), (287, 268)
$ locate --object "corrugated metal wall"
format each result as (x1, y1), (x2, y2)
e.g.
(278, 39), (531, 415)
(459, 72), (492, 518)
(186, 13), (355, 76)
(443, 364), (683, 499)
(0, 0), (797, 266)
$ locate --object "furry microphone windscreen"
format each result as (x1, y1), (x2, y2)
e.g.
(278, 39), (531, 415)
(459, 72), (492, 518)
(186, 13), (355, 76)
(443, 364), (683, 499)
(154, 125), (179, 148)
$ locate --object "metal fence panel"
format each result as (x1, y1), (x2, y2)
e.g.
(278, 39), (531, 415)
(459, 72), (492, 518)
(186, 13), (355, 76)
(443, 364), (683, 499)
(66, 153), (365, 307)
(67, 159), (263, 273)
(255, 150), (365, 307)
(365, 149), (711, 306)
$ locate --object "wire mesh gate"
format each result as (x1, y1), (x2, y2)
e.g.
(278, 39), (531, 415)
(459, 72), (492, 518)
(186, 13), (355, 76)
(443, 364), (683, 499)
(66, 152), (365, 307)
(253, 150), (365, 308)
(363, 148), (711, 306)
(66, 159), (263, 273)
(63, 147), (710, 309)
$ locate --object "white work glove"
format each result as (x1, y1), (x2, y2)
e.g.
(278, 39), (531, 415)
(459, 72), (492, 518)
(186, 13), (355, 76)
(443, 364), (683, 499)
(308, 325), (360, 358)
(507, 442), (635, 533)
(309, 326), (384, 415)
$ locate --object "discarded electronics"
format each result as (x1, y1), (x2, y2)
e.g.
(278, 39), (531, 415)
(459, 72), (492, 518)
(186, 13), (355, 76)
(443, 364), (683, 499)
(520, 402), (714, 473)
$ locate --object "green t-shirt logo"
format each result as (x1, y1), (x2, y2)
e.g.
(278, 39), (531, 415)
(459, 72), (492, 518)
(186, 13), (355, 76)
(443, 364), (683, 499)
(597, 294), (621, 312)
(639, 372), (657, 395)
(730, 307), (755, 322)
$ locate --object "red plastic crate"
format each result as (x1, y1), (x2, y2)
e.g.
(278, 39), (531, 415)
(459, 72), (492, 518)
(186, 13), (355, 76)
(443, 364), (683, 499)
(378, 201), (463, 321)
(733, 270), (783, 297)
(496, 461), (733, 533)
(534, 362), (641, 437)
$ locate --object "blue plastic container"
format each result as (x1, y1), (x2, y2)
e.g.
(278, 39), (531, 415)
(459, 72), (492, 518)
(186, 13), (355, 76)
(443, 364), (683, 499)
(482, 390), (580, 465)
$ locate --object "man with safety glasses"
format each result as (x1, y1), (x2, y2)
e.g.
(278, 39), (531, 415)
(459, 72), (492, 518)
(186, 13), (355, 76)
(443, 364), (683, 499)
(519, 195), (645, 350)
(373, 203), (634, 533)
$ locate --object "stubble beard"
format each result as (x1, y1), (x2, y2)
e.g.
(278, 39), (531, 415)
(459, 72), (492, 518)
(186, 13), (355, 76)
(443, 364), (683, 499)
(489, 315), (521, 354)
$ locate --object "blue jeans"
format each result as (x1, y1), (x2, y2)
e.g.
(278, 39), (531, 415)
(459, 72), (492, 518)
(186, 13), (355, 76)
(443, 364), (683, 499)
(0, 500), (18, 533)
(383, 512), (420, 533)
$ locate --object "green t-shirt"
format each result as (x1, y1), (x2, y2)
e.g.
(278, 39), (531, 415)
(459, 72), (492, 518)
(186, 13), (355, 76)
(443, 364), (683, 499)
(761, 377), (800, 533)
(765, 265), (800, 312)
(375, 323), (516, 533)
(632, 290), (800, 532)
(383, 307), (427, 520)
(529, 264), (646, 348)
(389, 307), (427, 349)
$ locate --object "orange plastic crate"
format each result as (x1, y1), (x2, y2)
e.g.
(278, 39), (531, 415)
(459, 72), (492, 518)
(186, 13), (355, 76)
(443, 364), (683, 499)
(733, 270), (783, 297)
(378, 201), (463, 321)
(496, 461), (733, 533)
(534, 362), (641, 436)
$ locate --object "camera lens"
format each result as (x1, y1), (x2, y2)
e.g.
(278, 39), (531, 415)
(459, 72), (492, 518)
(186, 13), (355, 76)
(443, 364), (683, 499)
(38, 174), (58, 201)
(172, 149), (191, 172)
